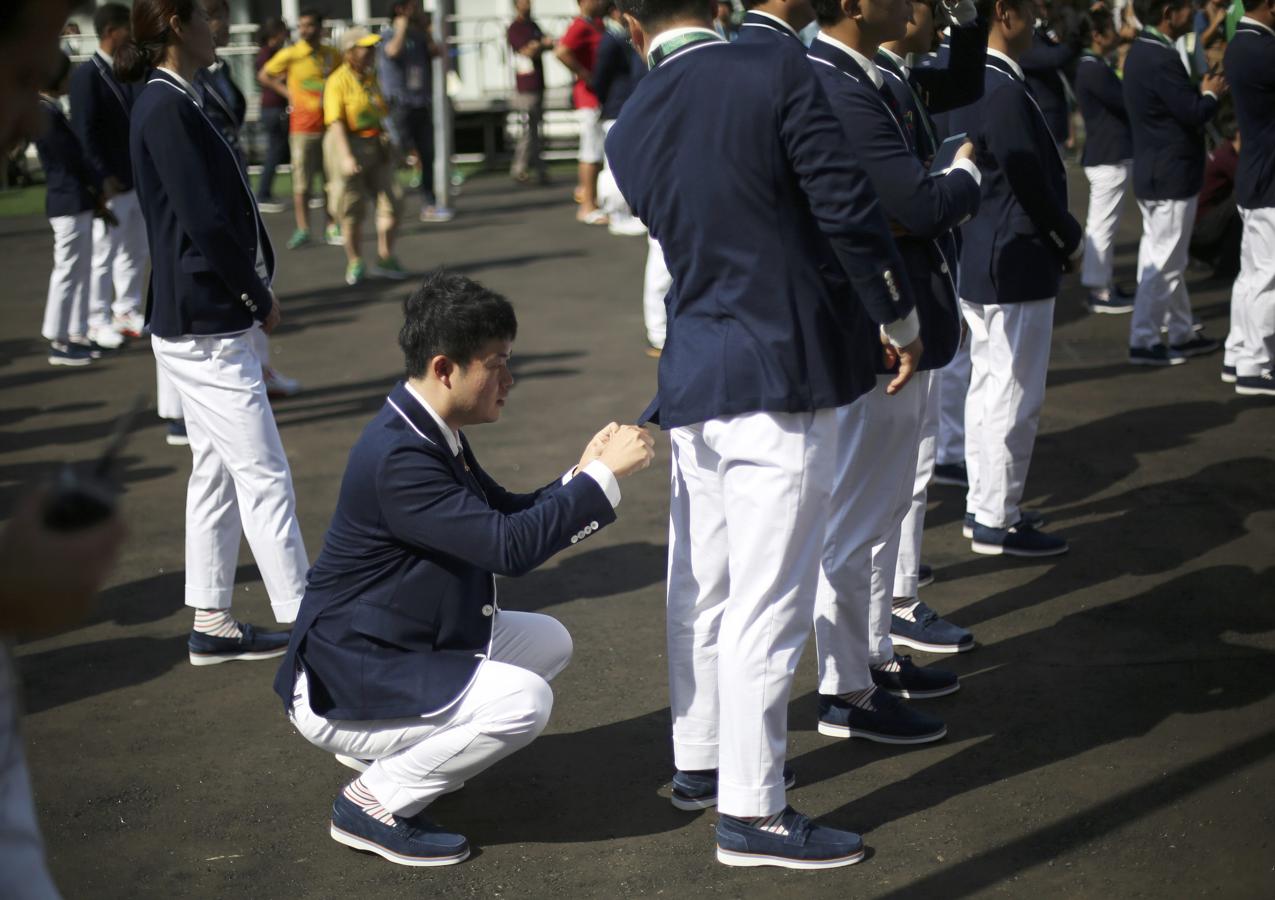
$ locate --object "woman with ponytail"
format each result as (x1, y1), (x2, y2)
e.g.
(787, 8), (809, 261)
(122, 0), (310, 665)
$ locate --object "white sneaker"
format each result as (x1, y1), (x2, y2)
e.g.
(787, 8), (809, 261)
(308, 197), (326, 210)
(114, 311), (147, 338)
(258, 199), (287, 214)
(607, 215), (648, 237)
(420, 205), (455, 223)
(89, 325), (126, 349)
(264, 366), (301, 398)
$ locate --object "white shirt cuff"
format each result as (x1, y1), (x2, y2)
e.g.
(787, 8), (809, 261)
(944, 156), (981, 187)
(1202, 90), (1218, 101)
(881, 307), (921, 348)
(564, 460), (621, 508)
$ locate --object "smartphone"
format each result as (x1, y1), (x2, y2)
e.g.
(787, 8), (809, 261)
(929, 132), (969, 174)
(42, 394), (145, 532)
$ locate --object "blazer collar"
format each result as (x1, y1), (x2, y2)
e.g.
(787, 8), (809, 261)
(877, 45), (909, 78)
(809, 33), (881, 88)
(386, 381), (458, 455)
(1237, 16), (1275, 38)
(985, 49), (1024, 81)
(742, 10), (801, 39)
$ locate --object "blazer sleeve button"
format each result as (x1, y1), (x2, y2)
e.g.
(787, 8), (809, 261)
(481, 604), (494, 617)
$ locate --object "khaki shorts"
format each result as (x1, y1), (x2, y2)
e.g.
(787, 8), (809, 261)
(288, 132), (324, 196)
(323, 130), (403, 229)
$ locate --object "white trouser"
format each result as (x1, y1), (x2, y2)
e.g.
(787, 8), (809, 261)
(151, 326), (308, 622)
(666, 408), (835, 817)
(643, 237), (670, 350)
(816, 375), (928, 681)
(0, 647), (61, 900)
(1131, 196), (1198, 349)
(962, 299), (1055, 530)
(89, 190), (148, 327)
(290, 610), (570, 817)
(1224, 207), (1275, 377)
(935, 339), (970, 466)
(893, 369), (939, 600)
(41, 212), (92, 344)
(1081, 161), (1131, 292)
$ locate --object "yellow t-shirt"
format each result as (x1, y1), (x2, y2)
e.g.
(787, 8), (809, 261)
(263, 39), (342, 134)
(323, 63), (388, 139)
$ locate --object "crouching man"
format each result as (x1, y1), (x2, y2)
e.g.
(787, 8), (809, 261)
(273, 270), (654, 866)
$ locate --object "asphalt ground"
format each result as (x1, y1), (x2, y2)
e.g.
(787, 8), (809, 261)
(3, 168), (1274, 899)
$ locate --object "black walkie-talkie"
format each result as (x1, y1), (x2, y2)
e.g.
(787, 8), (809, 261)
(42, 394), (146, 532)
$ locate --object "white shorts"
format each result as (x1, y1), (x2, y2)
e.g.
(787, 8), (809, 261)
(577, 106), (605, 165)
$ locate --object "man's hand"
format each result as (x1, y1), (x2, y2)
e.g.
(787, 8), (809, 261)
(955, 140), (975, 163)
(262, 291), (282, 334)
(1201, 70), (1228, 97)
(102, 176), (123, 200)
(0, 490), (126, 634)
(598, 425), (655, 478)
(577, 422), (620, 473)
(341, 154), (362, 178)
(881, 332), (923, 395)
(95, 202), (119, 227)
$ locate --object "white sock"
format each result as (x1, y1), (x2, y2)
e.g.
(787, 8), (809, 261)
(344, 778), (397, 826)
(893, 599), (920, 622)
(192, 609), (243, 639)
(871, 656), (902, 674)
(837, 686), (877, 710)
(742, 810), (790, 835)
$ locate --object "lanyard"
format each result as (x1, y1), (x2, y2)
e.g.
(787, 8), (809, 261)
(648, 32), (722, 69)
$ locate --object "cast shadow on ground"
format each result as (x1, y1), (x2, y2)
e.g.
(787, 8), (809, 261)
(0, 453), (177, 519)
(496, 540), (667, 613)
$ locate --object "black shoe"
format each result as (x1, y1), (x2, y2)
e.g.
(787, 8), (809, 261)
(1170, 335), (1220, 358)
(187, 622), (290, 666)
(817, 689), (947, 744)
(1235, 371), (1275, 397)
(716, 808), (864, 869)
(1129, 344), (1186, 367)
(871, 654), (960, 699)
(931, 462), (968, 488)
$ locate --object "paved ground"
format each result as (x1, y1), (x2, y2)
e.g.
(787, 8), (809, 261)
(3, 169), (1274, 899)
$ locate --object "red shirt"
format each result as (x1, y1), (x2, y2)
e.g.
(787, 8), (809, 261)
(560, 16), (604, 109)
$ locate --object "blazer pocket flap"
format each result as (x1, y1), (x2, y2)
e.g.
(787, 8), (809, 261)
(180, 253), (214, 274)
(352, 601), (438, 650)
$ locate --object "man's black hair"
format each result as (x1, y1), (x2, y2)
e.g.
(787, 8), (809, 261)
(299, 7), (325, 24)
(1241, 0), (1268, 12)
(94, 2), (131, 36)
(400, 270), (518, 377)
(616, 0), (715, 26)
(1134, 0), (1191, 25)
(976, 0), (1035, 29)
(811, 0), (845, 27)
(1085, 7), (1115, 41)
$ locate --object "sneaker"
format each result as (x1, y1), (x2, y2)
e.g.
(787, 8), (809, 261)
(47, 341), (92, 367)
(917, 563), (934, 588)
(187, 622), (290, 666)
(325, 223), (344, 246)
(962, 509), (1045, 539)
(1170, 335), (1220, 358)
(114, 311), (146, 338)
(716, 808), (864, 870)
(372, 256), (410, 280)
(257, 199), (287, 214)
(165, 420), (190, 446)
(287, 228), (311, 250)
(1235, 371), (1275, 397)
(1129, 344), (1186, 367)
(68, 339), (103, 359)
(671, 765), (795, 811)
(345, 259), (367, 286)
(817, 689), (946, 744)
(971, 520), (1068, 557)
(420, 205), (455, 223)
(871, 654), (960, 699)
(1087, 291), (1134, 314)
(931, 462), (968, 487)
(308, 197), (326, 210)
(890, 601), (975, 654)
(1221, 364), (1237, 384)
(607, 216), (648, 237)
(330, 793), (469, 867)
(88, 325), (126, 349)
(264, 366), (301, 398)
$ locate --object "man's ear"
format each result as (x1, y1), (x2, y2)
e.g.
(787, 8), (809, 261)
(624, 13), (649, 62)
(431, 354), (455, 386)
(843, 0), (863, 21)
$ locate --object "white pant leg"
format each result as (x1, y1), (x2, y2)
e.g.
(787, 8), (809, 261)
(88, 210), (116, 330)
(178, 411), (241, 609)
(107, 191), (148, 320)
(935, 339), (970, 466)
(667, 425), (729, 773)
(289, 611), (569, 816)
(708, 409), (834, 818)
(1131, 198), (1195, 349)
(643, 237), (670, 350)
(961, 302), (989, 518)
(1225, 216), (1250, 370)
(1081, 162), (1131, 292)
(155, 353), (184, 420)
(1234, 207), (1275, 377)
(963, 300), (1055, 529)
(151, 328), (308, 622)
(893, 370), (938, 599)
(41, 212), (93, 343)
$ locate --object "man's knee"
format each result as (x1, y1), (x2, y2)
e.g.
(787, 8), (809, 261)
(540, 616), (573, 681)
(499, 668), (554, 740)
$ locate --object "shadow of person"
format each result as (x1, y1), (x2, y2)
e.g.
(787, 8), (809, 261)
(18, 634), (189, 715)
(496, 541), (668, 614)
(792, 562), (1275, 866)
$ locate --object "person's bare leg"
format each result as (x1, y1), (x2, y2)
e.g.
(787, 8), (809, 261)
(578, 162), (602, 215)
(293, 189), (309, 233)
(376, 216), (396, 261)
(343, 221), (361, 266)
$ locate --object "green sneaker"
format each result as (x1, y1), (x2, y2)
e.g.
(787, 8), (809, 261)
(372, 256), (409, 280)
(325, 223), (344, 246)
(286, 228), (311, 250)
(345, 259), (367, 286)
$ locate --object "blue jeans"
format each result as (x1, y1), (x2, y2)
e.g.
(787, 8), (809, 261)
(256, 107), (289, 201)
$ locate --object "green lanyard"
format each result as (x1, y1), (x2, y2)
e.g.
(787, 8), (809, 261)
(647, 31), (722, 69)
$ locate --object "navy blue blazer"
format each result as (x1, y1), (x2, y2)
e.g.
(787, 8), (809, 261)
(274, 382), (617, 720)
(809, 38), (976, 371)
(197, 59), (247, 169)
(947, 54), (1081, 304)
(1021, 29), (1078, 145)
(1224, 20), (1275, 210)
(130, 70), (275, 337)
(69, 53), (135, 190)
(35, 98), (99, 218)
(591, 32), (645, 121)
(1122, 30), (1219, 200)
(606, 31), (913, 428)
(1073, 51), (1132, 167)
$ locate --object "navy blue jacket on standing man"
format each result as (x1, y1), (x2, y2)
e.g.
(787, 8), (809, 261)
(1122, 28), (1219, 200)
(1072, 50), (1133, 166)
(809, 35), (979, 370)
(1020, 27), (1078, 146)
(591, 30), (646, 121)
(947, 51), (1082, 305)
(273, 382), (617, 719)
(1224, 17), (1275, 210)
(606, 29), (915, 429)
(35, 98), (100, 218)
(197, 58), (248, 169)
(69, 52), (135, 191)
(129, 69), (275, 337)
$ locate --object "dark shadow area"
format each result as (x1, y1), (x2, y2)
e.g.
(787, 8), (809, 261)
(0, 453), (178, 514)
(0, 401), (104, 427)
(497, 541), (668, 612)
(19, 634), (189, 715)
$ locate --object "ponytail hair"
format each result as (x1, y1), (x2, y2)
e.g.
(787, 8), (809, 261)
(114, 0), (197, 83)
